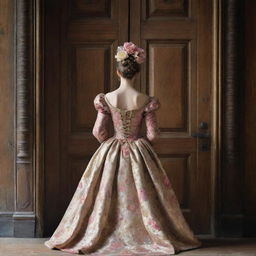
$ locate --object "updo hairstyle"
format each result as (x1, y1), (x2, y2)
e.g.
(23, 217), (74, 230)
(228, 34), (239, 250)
(116, 54), (140, 80)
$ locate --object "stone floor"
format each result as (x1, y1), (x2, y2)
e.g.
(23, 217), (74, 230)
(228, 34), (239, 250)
(0, 238), (255, 256)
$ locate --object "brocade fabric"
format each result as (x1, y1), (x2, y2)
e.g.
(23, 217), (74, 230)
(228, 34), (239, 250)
(44, 93), (202, 255)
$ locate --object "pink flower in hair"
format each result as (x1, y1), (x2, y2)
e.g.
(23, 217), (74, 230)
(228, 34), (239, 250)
(123, 42), (138, 54)
(133, 47), (145, 63)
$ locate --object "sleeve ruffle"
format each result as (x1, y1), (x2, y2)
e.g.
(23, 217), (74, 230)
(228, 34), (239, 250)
(93, 93), (110, 114)
(144, 96), (160, 114)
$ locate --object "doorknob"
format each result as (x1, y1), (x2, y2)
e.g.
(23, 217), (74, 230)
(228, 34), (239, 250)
(192, 132), (211, 151)
(191, 132), (210, 138)
(192, 122), (211, 152)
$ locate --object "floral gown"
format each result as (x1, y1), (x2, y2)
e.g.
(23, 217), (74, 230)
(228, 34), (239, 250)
(44, 93), (202, 255)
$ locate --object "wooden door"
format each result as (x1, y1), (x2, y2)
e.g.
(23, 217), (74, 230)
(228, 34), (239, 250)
(44, 0), (214, 236)
(44, 0), (129, 235)
(129, 0), (214, 235)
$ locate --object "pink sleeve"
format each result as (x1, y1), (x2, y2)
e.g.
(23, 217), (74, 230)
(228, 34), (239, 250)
(143, 97), (161, 142)
(92, 93), (111, 143)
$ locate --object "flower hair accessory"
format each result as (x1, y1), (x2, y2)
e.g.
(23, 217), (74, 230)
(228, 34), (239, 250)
(115, 42), (146, 64)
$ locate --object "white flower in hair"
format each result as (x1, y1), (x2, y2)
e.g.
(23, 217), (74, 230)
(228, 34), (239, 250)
(115, 49), (128, 62)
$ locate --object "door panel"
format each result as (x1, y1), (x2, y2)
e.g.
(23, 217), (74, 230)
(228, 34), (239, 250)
(44, 0), (129, 235)
(44, 0), (214, 236)
(130, 0), (213, 234)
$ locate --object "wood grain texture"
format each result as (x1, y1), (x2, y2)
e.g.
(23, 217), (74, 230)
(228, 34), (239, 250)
(146, 0), (188, 18)
(15, 0), (34, 211)
(219, 0), (244, 237)
(0, 0), (14, 215)
(148, 41), (189, 131)
(132, 0), (214, 235)
(244, 0), (256, 237)
(43, 0), (129, 236)
(13, 0), (37, 237)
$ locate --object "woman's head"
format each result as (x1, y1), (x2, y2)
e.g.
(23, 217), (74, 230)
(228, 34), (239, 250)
(115, 42), (146, 80)
(116, 54), (140, 80)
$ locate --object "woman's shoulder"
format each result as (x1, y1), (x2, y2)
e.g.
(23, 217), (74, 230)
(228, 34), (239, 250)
(144, 95), (160, 113)
(93, 93), (110, 114)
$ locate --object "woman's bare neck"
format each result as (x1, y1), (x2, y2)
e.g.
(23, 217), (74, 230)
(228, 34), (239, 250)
(117, 76), (136, 91)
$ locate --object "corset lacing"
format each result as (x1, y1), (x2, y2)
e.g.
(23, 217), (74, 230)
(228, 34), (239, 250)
(120, 110), (134, 138)
(114, 110), (136, 157)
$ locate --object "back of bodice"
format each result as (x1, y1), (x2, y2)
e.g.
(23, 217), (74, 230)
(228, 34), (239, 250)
(108, 104), (146, 140)
(93, 93), (160, 143)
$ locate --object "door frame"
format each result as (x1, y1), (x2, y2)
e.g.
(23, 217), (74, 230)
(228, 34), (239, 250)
(13, 0), (244, 237)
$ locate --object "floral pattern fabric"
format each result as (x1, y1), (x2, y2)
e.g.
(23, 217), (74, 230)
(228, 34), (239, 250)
(44, 93), (202, 255)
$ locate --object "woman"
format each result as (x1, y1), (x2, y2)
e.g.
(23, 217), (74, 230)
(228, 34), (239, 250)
(44, 42), (202, 255)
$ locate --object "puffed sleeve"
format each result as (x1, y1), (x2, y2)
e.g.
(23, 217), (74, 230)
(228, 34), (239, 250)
(143, 96), (161, 142)
(92, 93), (111, 143)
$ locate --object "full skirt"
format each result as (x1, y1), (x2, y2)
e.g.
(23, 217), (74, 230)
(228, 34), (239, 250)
(44, 137), (202, 255)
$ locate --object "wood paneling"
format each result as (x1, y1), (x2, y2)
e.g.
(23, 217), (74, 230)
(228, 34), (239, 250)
(130, 0), (214, 234)
(44, 0), (129, 235)
(69, 0), (111, 18)
(244, 0), (256, 236)
(146, 0), (188, 18)
(218, 0), (244, 237)
(0, 0), (14, 212)
(0, 0), (15, 237)
(148, 41), (189, 131)
(13, 0), (38, 238)
(69, 44), (111, 132)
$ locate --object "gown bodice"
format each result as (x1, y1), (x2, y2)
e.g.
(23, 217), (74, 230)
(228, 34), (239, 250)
(93, 93), (161, 143)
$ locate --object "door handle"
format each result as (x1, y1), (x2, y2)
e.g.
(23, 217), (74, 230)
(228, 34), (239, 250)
(191, 132), (210, 138)
(192, 122), (211, 151)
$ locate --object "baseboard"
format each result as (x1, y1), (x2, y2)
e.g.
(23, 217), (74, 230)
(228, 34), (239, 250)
(0, 212), (36, 237)
(0, 212), (14, 237)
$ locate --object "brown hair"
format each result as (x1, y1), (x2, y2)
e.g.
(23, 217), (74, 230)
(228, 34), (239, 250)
(116, 54), (140, 80)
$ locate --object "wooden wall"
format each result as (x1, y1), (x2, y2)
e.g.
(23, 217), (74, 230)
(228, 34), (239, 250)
(0, 0), (255, 238)
(244, 0), (256, 236)
(0, 0), (15, 236)
(0, 0), (37, 237)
